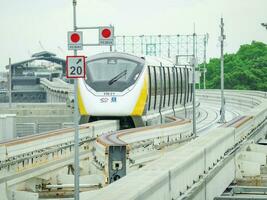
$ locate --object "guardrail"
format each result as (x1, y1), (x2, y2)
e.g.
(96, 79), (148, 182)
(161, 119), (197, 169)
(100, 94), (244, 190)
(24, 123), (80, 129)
(197, 90), (264, 108)
(40, 78), (72, 93)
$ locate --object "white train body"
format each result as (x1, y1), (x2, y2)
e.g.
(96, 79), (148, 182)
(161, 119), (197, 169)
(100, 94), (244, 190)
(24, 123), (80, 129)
(78, 52), (193, 128)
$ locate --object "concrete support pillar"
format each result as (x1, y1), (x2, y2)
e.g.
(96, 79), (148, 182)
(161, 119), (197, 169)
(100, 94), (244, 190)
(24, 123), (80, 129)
(0, 183), (9, 200)
(48, 91), (52, 103)
(50, 91), (54, 103)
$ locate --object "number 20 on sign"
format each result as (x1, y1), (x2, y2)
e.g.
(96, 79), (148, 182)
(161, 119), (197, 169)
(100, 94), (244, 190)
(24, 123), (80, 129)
(66, 56), (86, 78)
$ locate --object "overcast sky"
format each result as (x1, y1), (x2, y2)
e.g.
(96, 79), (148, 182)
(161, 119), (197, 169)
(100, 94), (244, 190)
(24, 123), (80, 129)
(0, 0), (266, 70)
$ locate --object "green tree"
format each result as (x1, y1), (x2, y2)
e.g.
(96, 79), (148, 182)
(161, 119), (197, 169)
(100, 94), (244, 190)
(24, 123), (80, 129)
(200, 41), (267, 91)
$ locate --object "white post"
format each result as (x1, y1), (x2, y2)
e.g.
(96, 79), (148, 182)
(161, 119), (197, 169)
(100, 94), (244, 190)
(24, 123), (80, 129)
(203, 34), (208, 90)
(8, 58), (12, 108)
(72, 0), (80, 199)
(220, 17), (226, 123)
(192, 33), (197, 136)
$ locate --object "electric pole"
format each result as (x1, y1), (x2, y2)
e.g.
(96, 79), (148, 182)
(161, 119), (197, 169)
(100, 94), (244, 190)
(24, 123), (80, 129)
(192, 31), (197, 137)
(8, 58), (12, 108)
(219, 17), (226, 123)
(203, 34), (208, 90)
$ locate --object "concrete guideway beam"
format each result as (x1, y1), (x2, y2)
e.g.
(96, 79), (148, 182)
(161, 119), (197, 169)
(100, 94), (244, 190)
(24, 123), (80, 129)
(214, 196), (267, 200)
(80, 95), (267, 200)
(184, 156), (235, 200)
(0, 90), (266, 199)
(0, 121), (119, 187)
(2, 152), (89, 186)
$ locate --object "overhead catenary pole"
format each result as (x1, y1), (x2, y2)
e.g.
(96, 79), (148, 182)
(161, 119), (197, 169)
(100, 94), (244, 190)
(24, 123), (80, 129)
(8, 58), (12, 108)
(192, 31), (197, 137)
(72, 0), (80, 199)
(203, 34), (208, 90)
(220, 17), (226, 123)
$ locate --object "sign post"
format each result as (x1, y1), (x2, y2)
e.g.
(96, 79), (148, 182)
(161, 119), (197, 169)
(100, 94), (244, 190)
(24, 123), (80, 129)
(67, 1), (115, 199)
(72, 1), (80, 200)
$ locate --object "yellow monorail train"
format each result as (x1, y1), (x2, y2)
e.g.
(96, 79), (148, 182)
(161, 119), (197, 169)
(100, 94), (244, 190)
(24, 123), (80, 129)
(78, 52), (193, 128)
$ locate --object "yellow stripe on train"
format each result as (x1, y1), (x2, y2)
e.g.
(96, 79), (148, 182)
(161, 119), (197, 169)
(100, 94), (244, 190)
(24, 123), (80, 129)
(131, 75), (148, 116)
(77, 81), (88, 115)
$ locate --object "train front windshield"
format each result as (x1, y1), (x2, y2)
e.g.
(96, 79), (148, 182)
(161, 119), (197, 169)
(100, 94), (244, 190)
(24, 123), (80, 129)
(86, 58), (144, 92)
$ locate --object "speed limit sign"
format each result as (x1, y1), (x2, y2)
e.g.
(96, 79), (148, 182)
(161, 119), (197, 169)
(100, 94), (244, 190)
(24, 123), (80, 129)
(66, 56), (86, 78)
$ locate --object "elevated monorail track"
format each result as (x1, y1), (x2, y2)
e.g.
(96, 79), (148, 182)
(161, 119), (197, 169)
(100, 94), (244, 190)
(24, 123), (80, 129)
(0, 121), (119, 185)
(0, 90), (265, 200)
(81, 92), (267, 200)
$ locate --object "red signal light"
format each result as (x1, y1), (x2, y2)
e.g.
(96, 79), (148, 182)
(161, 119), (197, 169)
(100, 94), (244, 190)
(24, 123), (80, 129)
(70, 33), (80, 43)
(101, 28), (111, 38)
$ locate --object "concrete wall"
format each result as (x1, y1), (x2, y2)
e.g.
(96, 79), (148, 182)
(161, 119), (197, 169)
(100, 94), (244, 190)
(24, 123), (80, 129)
(0, 114), (16, 140)
(0, 103), (73, 136)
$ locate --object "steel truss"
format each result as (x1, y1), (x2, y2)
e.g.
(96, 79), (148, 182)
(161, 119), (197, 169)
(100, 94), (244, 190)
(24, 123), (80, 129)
(114, 34), (208, 66)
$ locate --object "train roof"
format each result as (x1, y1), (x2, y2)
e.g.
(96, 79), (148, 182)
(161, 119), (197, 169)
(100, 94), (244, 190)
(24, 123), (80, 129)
(86, 52), (177, 67)
(144, 55), (175, 67)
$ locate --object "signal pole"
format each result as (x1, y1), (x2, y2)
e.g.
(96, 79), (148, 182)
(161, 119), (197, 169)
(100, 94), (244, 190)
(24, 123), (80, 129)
(219, 17), (226, 123)
(72, 0), (80, 199)
(203, 34), (208, 90)
(192, 31), (197, 137)
(8, 58), (12, 108)
(68, 3), (114, 199)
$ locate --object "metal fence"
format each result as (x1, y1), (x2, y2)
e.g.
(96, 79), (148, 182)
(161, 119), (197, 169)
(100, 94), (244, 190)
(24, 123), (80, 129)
(114, 34), (208, 65)
(16, 122), (75, 137)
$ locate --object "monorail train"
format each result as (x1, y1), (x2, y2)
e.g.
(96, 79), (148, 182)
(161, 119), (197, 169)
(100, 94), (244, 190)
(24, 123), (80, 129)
(78, 52), (193, 128)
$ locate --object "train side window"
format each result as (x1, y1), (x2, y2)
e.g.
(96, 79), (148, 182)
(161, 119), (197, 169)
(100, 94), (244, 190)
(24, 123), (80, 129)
(190, 69), (193, 102)
(148, 66), (152, 110)
(162, 67), (166, 108)
(179, 68), (183, 104)
(164, 67), (169, 107)
(149, 66), (156, 110)
(186, 67), (190, 103)
(172, 67), (176, 108)
(167, 67), (171, 107)
(175, 67), (179, 105)
(159, 65), (163, 111)
(153, 66), (157, 110)
(155, 66), (161, 110)
(183, 68), (187, 105)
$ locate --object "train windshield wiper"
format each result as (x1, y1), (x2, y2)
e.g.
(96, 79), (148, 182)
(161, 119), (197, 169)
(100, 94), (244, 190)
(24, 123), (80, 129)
(108, 70), (127, 85)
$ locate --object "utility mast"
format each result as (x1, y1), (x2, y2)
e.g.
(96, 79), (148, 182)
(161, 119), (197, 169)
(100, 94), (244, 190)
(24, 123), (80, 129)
(203, 34), (208, 90)
(219, 17), (226, 123)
